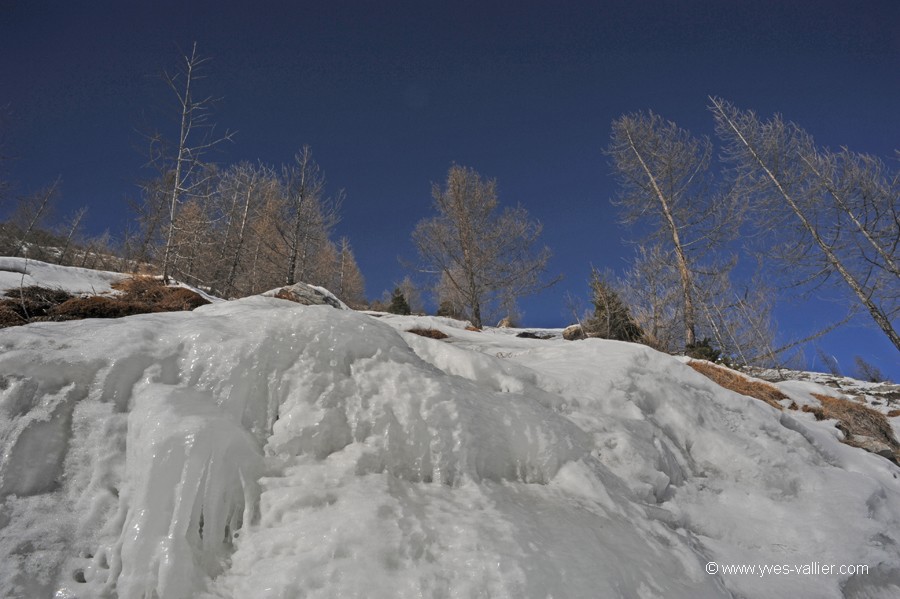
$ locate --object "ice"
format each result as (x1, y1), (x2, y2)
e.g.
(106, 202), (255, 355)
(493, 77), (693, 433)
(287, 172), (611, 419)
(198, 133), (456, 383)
(1, 273), (899, 597)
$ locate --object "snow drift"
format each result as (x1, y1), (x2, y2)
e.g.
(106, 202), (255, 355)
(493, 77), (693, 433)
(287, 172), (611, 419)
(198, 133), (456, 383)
(1, 290), (899, 597)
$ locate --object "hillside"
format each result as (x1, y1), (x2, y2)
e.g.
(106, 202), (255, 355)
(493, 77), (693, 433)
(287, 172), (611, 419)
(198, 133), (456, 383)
(0, 260), (899, 598)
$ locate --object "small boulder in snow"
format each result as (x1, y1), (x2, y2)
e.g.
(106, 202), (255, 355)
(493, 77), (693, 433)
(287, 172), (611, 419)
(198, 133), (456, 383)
(851, 436), (898, 462)
(269, 282), (345, 309)
(563, 324), (585, 341)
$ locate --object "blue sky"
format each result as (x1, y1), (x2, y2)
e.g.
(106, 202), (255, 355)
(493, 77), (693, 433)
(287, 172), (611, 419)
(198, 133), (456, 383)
(1, 0), (898, 379)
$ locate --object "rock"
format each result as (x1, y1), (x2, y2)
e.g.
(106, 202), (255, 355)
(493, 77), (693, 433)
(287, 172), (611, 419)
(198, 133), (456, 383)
(516, 331), (553, 340)
(271, 282), (344, 309)
(563, 324), (585, 341)
(851, 436), (897, 461)
(497, 317), (513, 328)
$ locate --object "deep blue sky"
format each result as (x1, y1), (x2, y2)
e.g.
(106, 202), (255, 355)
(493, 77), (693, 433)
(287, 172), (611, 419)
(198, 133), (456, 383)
(1, 0), (898, 378)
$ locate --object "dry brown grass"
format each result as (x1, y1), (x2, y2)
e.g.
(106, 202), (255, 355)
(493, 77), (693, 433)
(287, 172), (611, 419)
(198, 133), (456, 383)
(688, 361), (788, 409)
(689, 360), (899, 463)
(465, 326), (481, 332)
(407, 327), (449, 340)
(1, 285), (74, 325)
(811, 393), (899, 459)
(111, 276), (168, 301)
(153, 287), (210, 311)
(887, 409), (900, 418)
(51, 296), (149, 319)
(0, 277), (209, 329)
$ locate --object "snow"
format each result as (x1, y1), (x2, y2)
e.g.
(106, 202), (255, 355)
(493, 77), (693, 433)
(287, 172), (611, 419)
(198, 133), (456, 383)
(1, 265), (899, 598)
(0, 257), (127, 296)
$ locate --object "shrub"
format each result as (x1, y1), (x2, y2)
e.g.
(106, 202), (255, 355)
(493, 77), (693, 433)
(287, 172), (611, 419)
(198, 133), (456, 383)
(583, 270), (643, 342)
(1, 285), (74, 320)
(0, 306), (26, 327)
(685, 338), (722, 363)
(436, 300), (463, 319)
(854, 356), (887, 383)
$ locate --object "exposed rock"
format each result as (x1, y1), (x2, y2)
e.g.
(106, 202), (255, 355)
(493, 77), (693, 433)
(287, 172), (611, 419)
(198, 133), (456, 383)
(850, 436), (898, 462)
(517, 331), (553, 340)
(562, 324), (585, 341)
(271, 282), (344, 309)
(497, 316), (513, 328)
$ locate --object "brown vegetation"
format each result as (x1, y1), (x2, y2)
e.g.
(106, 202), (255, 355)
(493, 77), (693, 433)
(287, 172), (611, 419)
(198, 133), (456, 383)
(0, 277), (209, 329)
(810, 393), (899, 462)
(687, 360), (788, 409)
(0, 285), (74, 325)
(689, 360), (899, 463)
(407, 327), (449, 340)
(52, 296), (149, 319)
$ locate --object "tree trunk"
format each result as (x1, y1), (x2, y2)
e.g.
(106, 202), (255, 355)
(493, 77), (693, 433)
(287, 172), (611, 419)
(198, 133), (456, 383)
(623, 126), (697, 346)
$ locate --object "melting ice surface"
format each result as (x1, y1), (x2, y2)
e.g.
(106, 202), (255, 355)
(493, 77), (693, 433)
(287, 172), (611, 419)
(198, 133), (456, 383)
(0, 296), (899, 598)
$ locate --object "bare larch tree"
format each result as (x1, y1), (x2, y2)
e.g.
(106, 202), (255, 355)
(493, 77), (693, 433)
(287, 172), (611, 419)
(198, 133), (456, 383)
(150, 42), (232, 283)
(710, 97), (899, 352)
(608, 112), (739, 349)
(412, 165), (555, 328)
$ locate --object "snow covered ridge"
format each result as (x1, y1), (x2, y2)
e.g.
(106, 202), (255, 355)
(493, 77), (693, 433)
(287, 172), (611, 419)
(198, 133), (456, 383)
(0, 271), (898, 597)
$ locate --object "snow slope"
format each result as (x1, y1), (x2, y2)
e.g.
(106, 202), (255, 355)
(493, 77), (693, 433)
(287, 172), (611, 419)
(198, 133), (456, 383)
(0, 257), (127, 296)
(1, 278), (899, 597)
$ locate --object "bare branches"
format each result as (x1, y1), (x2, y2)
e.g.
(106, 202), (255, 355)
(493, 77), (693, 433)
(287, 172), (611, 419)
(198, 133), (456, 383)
(608, 112), (741, 348)
(710, 97), (899, 352)
(11, 179), (59, 258)
(150, 42), (234, 283)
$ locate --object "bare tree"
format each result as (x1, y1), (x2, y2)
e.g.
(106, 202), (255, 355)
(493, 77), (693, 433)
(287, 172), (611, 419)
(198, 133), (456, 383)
(56, 206), (88, 265)
(10, 179), (59, 258)
(412, 165), (556, 328)
(617, 245), (683, 352)
(396, 275), (423, 314)
(434, 269), (467, 319)
(244, 192), (286, 295)
(149, 42), (232, 283)
(608, 112), (740, 348)
(278, 147), (341, 285)
(211, 162), (275, 296)
(0, 105), (12, 206)
(333, 237), (366, 308)
(710, 97), (900, 352)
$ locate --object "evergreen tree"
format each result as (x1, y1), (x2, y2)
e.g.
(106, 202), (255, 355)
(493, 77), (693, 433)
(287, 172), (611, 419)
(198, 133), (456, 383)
(388, 288), (411, 315)
(584, 270), (643, 342)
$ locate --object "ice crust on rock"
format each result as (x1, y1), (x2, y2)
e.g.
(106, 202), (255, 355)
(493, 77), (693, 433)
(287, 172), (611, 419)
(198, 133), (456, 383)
(0, 294), (899, 598)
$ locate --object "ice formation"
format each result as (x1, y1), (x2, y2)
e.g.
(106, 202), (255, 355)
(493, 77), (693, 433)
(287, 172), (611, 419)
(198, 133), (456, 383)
(0, 288), (899, 598)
